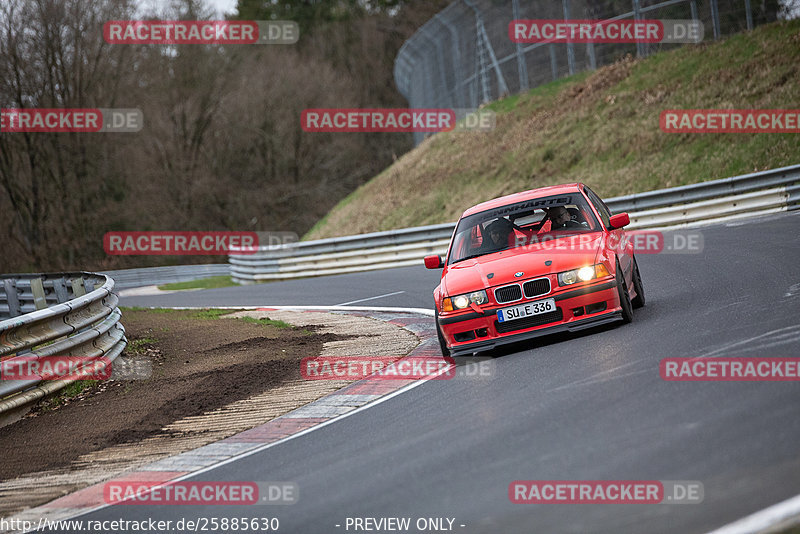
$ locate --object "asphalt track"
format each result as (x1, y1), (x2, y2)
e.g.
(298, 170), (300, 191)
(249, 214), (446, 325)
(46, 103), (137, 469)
(78, 212), (800, 533)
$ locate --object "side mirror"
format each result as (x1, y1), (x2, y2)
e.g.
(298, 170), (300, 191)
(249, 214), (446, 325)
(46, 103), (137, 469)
(609, 213), (630, 229)
(424, 255), (444, 269)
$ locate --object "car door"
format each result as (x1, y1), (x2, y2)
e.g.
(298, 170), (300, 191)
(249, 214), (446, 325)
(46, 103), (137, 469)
(584, 186), (633, 283)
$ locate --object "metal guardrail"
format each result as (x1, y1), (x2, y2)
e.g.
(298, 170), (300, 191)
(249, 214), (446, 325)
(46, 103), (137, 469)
(101, 264), (229, 289)
(230, 164), (800, 284)
(604, 165), (800, 213)
(0, 272), (126, 414)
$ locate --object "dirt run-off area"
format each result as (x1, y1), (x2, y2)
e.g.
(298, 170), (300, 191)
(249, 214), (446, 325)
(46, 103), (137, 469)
(0, 308), (346, 480)
(0, 308), (419, 518)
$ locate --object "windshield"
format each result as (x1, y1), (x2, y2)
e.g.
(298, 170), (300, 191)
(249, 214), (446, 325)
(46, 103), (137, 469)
(447, 193), (600, 265)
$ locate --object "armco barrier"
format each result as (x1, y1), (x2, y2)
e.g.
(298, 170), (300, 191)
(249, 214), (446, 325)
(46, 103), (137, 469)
(0, 272), (126, 416)
(230, 164), (799, 284)
(102, 263), (229, 289)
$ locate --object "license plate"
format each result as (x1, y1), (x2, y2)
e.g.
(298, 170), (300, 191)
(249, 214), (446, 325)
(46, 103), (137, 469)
(497, 298), (556, 323)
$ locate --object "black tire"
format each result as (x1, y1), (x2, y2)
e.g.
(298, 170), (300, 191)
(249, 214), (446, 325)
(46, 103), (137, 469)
(631, 256), (645, 309)
(616, 260), (633, 324)
(435, 309), (451, 357)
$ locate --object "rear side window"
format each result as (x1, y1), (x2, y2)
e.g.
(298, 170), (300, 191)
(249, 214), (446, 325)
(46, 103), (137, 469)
(584, 187), (611, 228)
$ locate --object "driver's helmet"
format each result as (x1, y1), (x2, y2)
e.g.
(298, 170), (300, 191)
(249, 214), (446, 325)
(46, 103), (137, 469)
(485, 218), (513, 241)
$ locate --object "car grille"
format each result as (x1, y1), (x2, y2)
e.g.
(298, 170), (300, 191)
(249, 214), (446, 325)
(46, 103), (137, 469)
(523, 278), (551, 298)
(494, 285), (522, 303)
(495, 308), (563, 334)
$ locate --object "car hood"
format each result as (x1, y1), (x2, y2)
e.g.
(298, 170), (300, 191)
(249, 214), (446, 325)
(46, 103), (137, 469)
(443, 233), (604, 296)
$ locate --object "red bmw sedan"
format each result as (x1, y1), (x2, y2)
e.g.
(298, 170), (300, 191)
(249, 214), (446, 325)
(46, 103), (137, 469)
(425, 183), (645, 356)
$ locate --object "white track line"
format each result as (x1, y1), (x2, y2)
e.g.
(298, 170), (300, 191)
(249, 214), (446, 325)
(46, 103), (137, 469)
(145, 305), (435, 316)
(63, 356), (448, 522)
(24, 305), (800, 533)
(42, 305), (439, 524)
(706, 493), (800, 533)
(336, 291), (405, 306)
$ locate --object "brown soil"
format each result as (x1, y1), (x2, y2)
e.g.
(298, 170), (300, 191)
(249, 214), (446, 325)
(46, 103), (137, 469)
(0, 309), (346, 481)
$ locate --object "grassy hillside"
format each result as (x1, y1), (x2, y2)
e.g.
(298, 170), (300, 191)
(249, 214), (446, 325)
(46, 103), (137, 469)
(306, 20), (800, 240)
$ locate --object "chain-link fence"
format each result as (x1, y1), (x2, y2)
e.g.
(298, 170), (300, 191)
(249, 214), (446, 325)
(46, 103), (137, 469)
(395, 0), (785, 144)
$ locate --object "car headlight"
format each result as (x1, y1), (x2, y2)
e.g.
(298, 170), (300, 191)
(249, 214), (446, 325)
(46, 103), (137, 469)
(453, 294), (470, 309)
(442, 290), (488, 311)
(558, 264), (610, 286)
(577, 266), (595, 281)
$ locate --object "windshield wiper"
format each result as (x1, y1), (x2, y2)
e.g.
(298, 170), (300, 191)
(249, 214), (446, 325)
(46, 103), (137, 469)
(451, 253), (485, 264)
(451, 247), (510, 264)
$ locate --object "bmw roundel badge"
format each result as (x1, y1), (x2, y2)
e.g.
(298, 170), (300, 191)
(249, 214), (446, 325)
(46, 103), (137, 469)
(514, 272), (524, 278)
(545, 260), (553, 266)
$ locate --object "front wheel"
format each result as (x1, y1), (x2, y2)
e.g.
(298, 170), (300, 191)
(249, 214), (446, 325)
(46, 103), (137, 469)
(616, 260), (633, 324)
(435, 309), (450, 357)
(631, 256), (645, 308)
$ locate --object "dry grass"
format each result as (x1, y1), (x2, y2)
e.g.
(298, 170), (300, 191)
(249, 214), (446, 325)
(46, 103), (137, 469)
(307, 20), (800, 239)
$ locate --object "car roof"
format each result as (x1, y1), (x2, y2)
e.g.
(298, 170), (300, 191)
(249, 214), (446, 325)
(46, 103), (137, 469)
(460, 183), (585, 218)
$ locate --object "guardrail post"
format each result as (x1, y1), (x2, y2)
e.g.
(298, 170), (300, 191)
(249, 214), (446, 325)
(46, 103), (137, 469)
(30, 278), (47, 310)
(3, 279), (22, 317)
(53, 277), (69, 303)
(71, 278), (86, 297)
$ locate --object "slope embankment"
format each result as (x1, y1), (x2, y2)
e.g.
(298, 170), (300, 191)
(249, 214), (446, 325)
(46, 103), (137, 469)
(306, 20), (800, 239)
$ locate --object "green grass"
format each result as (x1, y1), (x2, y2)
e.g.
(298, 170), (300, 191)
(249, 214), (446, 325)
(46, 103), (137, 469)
(157, 276), (236, 291)
(126, 337), (157, 354)
(39, 380), (98, 412)
(237, 316), (292, 329)
(190, 308), (234, 320)
(305, 20), (800, 240)
(120, 306), (174, 313)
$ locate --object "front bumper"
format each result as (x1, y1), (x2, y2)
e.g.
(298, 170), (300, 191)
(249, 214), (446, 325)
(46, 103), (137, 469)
(438, 280), (620, 356)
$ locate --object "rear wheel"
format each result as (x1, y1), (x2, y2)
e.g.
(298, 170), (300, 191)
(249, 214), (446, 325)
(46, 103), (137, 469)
(631, 256), (645, 308)
(435, 309), (451, 357)
(616, 260), (633, 324)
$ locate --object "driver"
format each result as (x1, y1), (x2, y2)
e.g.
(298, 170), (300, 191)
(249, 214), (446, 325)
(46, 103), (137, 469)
(547, 206), (583, 229)
(482, 218), (513, 253)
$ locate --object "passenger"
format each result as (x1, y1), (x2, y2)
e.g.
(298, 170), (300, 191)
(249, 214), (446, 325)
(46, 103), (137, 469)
(547, 206), (583, 229)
